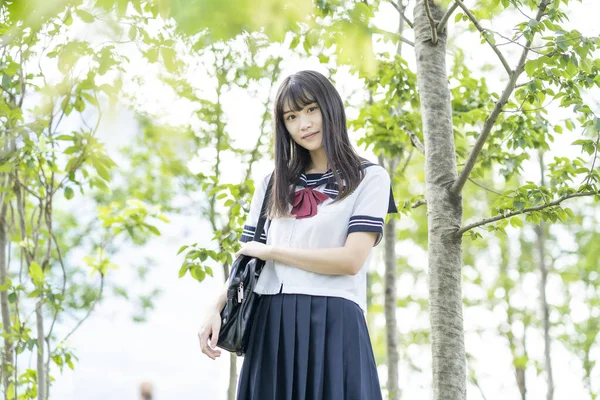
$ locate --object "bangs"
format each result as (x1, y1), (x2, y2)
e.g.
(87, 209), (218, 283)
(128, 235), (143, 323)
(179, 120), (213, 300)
(277, 81), (317, 117)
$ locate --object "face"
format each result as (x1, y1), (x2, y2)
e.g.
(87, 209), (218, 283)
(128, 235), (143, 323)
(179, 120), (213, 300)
(282, 102), (323, 151)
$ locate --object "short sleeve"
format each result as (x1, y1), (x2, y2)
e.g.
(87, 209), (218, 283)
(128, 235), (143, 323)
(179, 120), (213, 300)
(240, 172), (272, 244)
(347, 167), (394, 247)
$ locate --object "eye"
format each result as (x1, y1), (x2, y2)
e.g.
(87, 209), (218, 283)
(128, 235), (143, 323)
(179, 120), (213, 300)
(285, 114), (296, 121)
(308, 106), (318, 112)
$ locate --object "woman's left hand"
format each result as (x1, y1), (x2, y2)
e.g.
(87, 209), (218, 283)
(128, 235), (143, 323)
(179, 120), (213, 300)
(234, 241), (273, 261)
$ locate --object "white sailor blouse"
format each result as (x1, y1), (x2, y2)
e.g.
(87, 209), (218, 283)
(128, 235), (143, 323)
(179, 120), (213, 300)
(239, 161), (397, 312)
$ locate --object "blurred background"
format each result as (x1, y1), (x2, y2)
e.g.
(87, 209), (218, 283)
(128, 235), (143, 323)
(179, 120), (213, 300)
(0, 0), (599, 399)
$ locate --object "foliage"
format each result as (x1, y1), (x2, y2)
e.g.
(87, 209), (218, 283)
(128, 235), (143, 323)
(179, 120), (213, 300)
(0, 2), (181, 398)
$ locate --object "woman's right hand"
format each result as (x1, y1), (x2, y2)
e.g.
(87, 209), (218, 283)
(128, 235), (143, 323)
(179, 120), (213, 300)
(198, 309), (222, 360)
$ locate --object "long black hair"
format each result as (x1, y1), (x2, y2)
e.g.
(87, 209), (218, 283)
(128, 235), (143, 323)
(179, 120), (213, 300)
(268, 70), (367, 219)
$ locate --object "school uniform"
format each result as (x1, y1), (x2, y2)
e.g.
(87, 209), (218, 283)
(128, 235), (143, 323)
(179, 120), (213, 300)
(237, 161), (397, 400)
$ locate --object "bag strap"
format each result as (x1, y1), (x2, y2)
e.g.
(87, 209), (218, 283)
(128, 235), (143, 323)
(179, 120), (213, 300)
(252, 172), (274, 242)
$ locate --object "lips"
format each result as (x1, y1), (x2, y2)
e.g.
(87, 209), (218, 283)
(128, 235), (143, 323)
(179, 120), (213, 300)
(302, 131), (319, 140)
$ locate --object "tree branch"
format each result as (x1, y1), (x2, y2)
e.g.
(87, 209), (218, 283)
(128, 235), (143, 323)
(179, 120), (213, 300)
(581, 132), (600, 187)
(0, 83), (16, 104)
(450, 0), (552, 195)
(17, 45), (26, 109)
(372, 27), (415, 47)
(468, 178), (503, 195)
(399, 148), (413, 176)
(454, 0), (512, 76)
(456, 189), (599, 236)
(44, 233), (67, 352)
(13, 171), (33, 266)
(412, 198), (427, 208)
(487, 29), (550, 56)
(404, 129), (426, 208)
(467, 352), (490, 400)
(515, 80), (532, 88)
(437, 2), (459, 34)
(407, 127), (425, 154)
(424, 0), (438, 44)
(387, 0), (414, 28)
(57, 274), (105, 347)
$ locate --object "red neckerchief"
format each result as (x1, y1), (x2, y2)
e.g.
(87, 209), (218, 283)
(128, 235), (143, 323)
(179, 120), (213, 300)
(290, 161), (398, 219)
(291, 186), (330, 219)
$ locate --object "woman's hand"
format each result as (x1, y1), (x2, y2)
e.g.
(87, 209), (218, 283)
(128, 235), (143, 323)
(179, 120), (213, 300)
(198, 309), (222, 360)
(234, 241), (272, 260)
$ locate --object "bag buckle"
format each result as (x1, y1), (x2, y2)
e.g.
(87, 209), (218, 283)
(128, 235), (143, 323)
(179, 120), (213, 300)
(237, 282), (244, 303)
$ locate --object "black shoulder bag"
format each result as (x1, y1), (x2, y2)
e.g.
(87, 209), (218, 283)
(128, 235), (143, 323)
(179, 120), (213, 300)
(216, 173), (274, 356)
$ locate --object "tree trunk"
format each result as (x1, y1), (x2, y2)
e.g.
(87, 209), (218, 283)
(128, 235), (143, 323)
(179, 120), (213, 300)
(228, 353), (237, 400)
(0, 201), (13, 395)
(382, 1), (408, 397)
(222, 262), (237, 400)
(515, 343), (527, 399)
(536, 151), (554, 400)
(36, 301), (46, 400)
(381, 155), (401, 400)
(413, 1), (465, 399)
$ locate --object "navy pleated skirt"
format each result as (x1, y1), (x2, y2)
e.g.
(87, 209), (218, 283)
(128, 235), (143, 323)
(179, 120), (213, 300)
(236, 293), (383, 400)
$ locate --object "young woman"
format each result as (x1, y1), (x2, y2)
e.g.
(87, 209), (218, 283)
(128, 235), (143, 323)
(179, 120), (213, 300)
(199, 70), (397, 399)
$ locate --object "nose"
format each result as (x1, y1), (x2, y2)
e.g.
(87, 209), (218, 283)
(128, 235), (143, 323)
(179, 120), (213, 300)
(299, 114), (312, 131)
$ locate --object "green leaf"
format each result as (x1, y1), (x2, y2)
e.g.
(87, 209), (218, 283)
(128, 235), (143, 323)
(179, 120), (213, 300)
(565, 119), (575, 131)
(29, 261), (44, 286)
(129, 26), (138, 41)
(178, 263), (189, 278)
(91, 177), (111, 193)
(145, 47), (159, 63)
(199, 251), (208, 262)
(290, 35), (300, 50)
(27, 289), (42, 298)
(91, 157), (111, 181)
(190, 266), (206, 282)
(510, 216), (523, 228)
(144, 223), (161, 236)
(553, 125), (562, 134)
(524, 60), (536, 76)
(583, 143), (595, 155)
(177, 245), (189, 255)
(117, 0), (128, 16)
(95, 0), (114, 11)
(81, 92), (99, 107)
(56, 134), (74, 140)
(64, 187), (74, 200)
(0, 162), (12, 173)
(161, 47), (177, 72)
(75, 9), (95, 23)
(513, 201), (525, 210)
(572, 139), (590, 145)
(52, 355), (63, 367)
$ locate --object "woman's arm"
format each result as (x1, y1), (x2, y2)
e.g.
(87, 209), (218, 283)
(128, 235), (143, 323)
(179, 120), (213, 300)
(210, 280), (229, 312)
(236, 231), (377, 276)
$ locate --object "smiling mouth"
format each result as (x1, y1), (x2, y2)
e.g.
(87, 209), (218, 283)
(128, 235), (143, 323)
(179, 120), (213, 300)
(302, 131), (319, 139)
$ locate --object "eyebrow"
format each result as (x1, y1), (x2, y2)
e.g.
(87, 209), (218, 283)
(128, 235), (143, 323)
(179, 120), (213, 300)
(283, 103), (317, 115)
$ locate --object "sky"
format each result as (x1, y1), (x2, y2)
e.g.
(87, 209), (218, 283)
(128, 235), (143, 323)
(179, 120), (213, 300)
(32, 0), (600, 399)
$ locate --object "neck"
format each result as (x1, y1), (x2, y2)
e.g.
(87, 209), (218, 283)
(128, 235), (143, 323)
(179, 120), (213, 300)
(307, 148), (328, 173)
